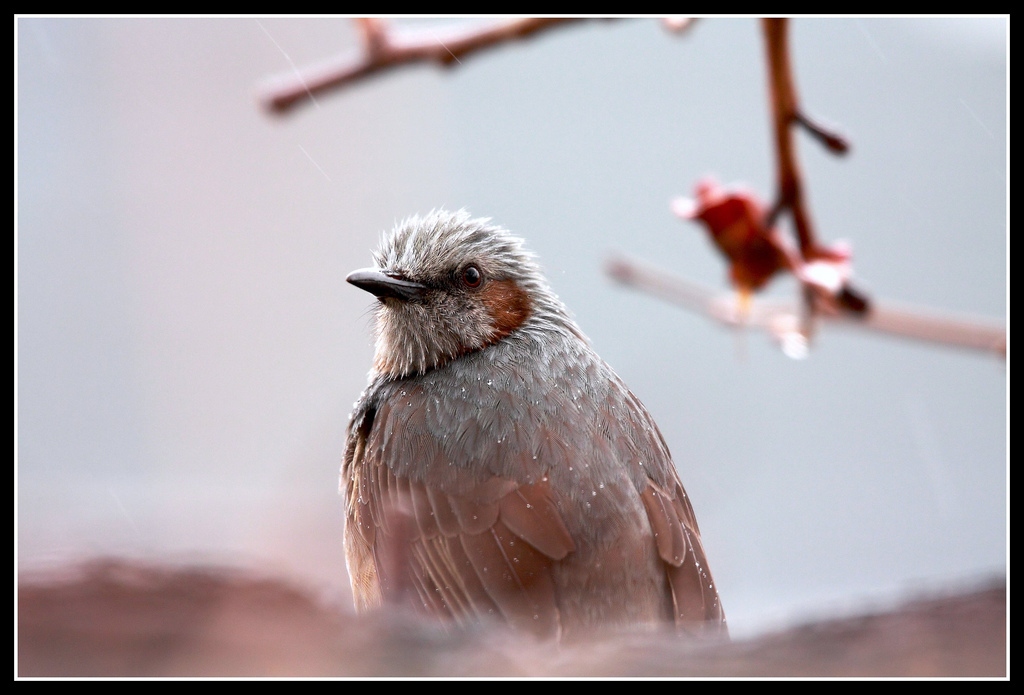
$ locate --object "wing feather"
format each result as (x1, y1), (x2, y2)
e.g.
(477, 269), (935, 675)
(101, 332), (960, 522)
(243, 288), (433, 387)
(498, 481), (575, 560)
(642, 478), (727, 636)
(459, 520), (560, 636)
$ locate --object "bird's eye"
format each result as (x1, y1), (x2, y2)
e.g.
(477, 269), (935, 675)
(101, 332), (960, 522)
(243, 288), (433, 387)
(461, 264), (482, 288)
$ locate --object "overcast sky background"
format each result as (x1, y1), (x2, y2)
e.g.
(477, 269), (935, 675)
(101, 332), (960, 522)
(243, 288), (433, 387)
(17, 17), (1006, 638)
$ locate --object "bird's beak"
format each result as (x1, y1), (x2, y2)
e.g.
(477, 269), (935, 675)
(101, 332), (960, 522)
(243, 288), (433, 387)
(346, 268), (427, 301)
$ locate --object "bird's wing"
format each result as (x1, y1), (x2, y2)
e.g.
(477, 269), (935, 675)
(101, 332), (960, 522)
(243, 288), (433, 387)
(640, 476), (727, 637)
(610, 384), (727, 636)
(344, 370), (727, 638)
(343, 389), (576, 638)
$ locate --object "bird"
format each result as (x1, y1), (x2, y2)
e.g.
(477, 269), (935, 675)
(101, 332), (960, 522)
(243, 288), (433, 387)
(341, 209), (726, 641)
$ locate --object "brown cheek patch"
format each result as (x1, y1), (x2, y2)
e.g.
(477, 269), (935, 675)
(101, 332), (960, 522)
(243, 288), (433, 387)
(480, 279), (532, 342)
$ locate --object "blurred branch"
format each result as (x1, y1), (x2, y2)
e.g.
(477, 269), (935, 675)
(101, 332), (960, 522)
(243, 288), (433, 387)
(660, 17), (698, 33)
(258, 18), (589, 114)
(652, 19), (869, 348)
(606, 254), (1006, 359)
(762, 18), (850, 253)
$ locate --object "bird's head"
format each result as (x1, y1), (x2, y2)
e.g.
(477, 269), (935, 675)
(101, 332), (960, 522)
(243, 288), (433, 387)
(348, 210), (575, 379)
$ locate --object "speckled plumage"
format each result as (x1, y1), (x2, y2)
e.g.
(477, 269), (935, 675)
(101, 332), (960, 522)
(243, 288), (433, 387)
(342, 210), (726, 639)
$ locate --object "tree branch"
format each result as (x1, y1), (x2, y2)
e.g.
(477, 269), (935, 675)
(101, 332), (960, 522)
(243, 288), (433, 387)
(762, 19), (850, 251)
(258, 18), (589, 115)
(606, 254), (1006, 359)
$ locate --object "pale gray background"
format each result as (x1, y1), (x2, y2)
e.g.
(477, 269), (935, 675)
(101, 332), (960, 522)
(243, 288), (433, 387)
(17, 17), (1006, 638)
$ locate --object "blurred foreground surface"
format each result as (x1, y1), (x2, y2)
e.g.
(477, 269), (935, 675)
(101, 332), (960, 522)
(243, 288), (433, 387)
(17, 559), (1006, 678)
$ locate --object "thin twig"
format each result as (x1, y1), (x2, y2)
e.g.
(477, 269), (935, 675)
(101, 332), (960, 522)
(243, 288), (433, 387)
(606, 254), (1006, 359)
(258, 18), (588, 114)
(795, 112), (850, 155)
